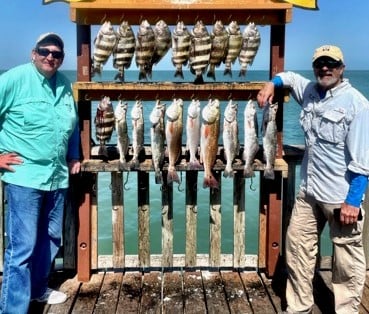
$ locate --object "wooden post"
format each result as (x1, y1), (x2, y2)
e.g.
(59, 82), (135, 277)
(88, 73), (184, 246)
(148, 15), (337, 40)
(185, 171), (198, 267)
(209, 171), (222, 267)
(162, 172), (173, 267)
(112, 172), (125, 268)
(138, 171), (150, 268)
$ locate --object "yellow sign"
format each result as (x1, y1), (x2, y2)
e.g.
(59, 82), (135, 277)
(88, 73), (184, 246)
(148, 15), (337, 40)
(281, 0), (317, 9)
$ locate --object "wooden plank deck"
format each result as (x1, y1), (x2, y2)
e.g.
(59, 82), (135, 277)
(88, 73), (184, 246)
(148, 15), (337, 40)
(25, 269), (369, 313)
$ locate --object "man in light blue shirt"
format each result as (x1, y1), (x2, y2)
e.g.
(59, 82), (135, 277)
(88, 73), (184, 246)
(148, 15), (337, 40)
(257, 45), (369, 313)
(0, 33), (80, 313)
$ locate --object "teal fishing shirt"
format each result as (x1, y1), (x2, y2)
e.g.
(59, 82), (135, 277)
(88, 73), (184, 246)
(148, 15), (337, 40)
(0, 63), (80, 191)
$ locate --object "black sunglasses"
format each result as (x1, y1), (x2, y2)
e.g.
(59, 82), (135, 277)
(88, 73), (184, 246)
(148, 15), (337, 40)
(36, 47), (64, 59)
(313, 58), (342, 69)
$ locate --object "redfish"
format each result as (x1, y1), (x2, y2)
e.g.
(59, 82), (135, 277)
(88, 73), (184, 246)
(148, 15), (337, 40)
(165, 98), (183, 184)
(200, 99), (220, 189)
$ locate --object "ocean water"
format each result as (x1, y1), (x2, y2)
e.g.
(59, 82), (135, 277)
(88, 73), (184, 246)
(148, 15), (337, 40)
(2, 68), (369, 257)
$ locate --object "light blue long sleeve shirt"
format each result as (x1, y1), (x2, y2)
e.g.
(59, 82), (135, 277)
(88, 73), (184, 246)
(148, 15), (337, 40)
(275, 72), (369, 204)
(0, 63), (80, 190)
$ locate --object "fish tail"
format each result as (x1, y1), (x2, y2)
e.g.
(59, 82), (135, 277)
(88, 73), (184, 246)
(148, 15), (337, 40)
(167, 169), (181, 184)
(155, 170), (163, 184)
(114, 71), (124, 82)
(239, 69), (246, 77)
(223, 68), (232, 77)
(264, 167), (275, 180)
(98, 145), (109, 160)
(243, 166), (255, 178)
(130, 158), (140, 169)
(203, 174), (219, 189)
(118, 160), (130, 171)
(206, 70), (216, 81)
(194, 74), (204, 85)
(138, 70), (147, 81)
(223, 164), (234, 178)
(174, 69), (184, 79)
(188, 160), (202, 171)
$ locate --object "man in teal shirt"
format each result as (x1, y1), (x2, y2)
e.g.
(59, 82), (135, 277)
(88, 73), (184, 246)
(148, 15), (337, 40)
(0, 33), (80, 313)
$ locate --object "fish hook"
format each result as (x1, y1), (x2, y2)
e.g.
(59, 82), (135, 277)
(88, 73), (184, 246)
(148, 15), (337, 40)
(190, 205), (198, 214)
(228, 93), (233, 100)
(84, 93), (91, 101)
(227, 14), (233, 23)
(123, 172), (130, 191)
(119, 14), (125, 24)
(249, 177), (256, 191)
(246, 15), (251, 22)
(190, 93), (195, 100)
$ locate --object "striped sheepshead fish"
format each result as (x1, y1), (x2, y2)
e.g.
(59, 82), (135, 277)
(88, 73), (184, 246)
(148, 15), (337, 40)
(113, 21), (136, 82)
(172, 21), (191, 79)
(94, 96), (115, 157)
(223, 21), (242, 77)
(207, 20), (229, 81)
(189, 20), (211, 84)
(151, 19), (171, 67)
(135, 19), (156, 80)
(238, 22), (261, 77)
(92, 21), (117, 75)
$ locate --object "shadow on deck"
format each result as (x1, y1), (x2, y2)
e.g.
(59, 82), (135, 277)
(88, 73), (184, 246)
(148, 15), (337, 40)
(26, 267), (369, 314)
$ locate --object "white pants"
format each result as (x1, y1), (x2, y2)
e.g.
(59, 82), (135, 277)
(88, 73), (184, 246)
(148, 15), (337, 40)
(285, 191), (366, 314)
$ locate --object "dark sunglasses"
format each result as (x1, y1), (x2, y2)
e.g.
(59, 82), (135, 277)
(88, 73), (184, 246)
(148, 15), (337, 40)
(36, 48), (64, 59)
(313, 58), (342, 69)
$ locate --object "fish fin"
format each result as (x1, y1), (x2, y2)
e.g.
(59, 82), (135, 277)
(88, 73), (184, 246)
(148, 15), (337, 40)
(264, 168), (275, 180)
(130, 158), (140, 170)
(203, 174), (219, 189)
(167, 169), (181, 184)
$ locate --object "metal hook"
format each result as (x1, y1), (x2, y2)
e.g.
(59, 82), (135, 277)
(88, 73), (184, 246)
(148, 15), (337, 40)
(228, 93), (233, 100)
(246, 15), (251, 22)
(119, 14), (125, 24)
(227, 14), (233, 23)
(99, 13), (107, 24)
(123, 172), (130, 191)
(84, 93), (91, 101)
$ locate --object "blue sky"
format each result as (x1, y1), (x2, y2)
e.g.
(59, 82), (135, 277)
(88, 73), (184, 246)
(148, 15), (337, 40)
(1, 0), (369, 71)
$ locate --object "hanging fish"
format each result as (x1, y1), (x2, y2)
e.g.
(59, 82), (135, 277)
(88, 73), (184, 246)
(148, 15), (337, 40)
(189, 20), (212, 84)
(113, 21), (136, 82)
(135, 20), (155, 80)
(186, 99), (202, 170)
(92, 21), (117, 75)
(165, 98), (183, 184)
(131, 100), (145, 168)
(207, 20), (229, 81)
(151, 19), (171, 67)
(94, 96), (115, 157)
(114, 100), (129, 170)
(222, 100), (239, 178)
(243, 100), (259, 178)
(239, 22), (261, 77)
(262, 103), (278, 180)
(223, 21), (242, 77)
(150, 100), (166, 184)
(172, 21), (191, 79)
(200, 99), (220, 189)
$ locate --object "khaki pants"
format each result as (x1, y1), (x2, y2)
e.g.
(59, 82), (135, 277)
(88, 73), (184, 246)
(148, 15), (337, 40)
(285, 192), (366, 314)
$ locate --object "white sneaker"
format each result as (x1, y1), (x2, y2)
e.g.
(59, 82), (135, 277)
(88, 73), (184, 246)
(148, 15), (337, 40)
(34, 288), (68, 304)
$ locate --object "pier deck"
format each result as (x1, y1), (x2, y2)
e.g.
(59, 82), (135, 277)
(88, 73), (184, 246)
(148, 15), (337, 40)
(25, 269), (369, 313)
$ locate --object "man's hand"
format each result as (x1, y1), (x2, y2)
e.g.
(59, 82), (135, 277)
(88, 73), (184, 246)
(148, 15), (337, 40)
(68, 159), (81, 175)
(257, 81), (275, 107)
(0, 153), (23, 172)
(339, 202), (361, 225)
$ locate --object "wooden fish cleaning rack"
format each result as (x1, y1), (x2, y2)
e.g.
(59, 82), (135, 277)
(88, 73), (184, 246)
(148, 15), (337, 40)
(70, 0), (293, 281)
